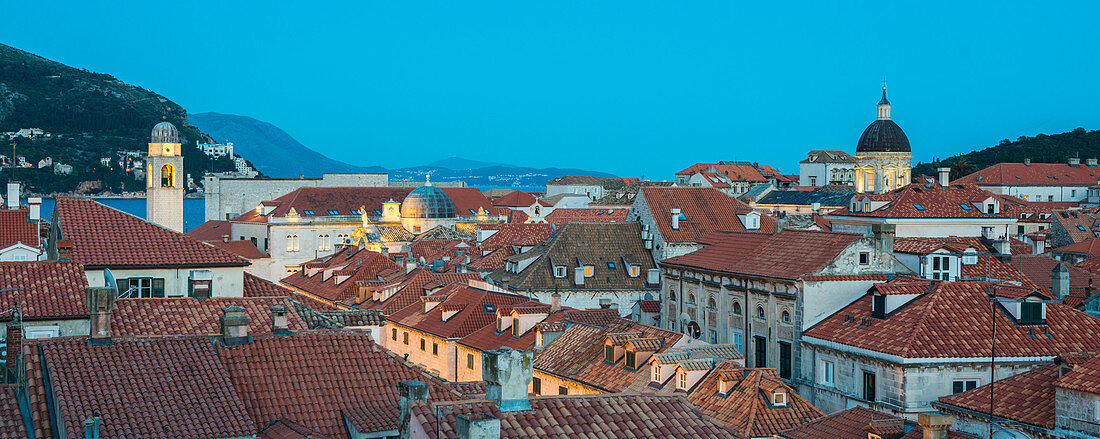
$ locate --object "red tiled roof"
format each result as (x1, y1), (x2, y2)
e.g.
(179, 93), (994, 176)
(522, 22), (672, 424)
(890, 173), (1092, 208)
(356, 269), (482, 315)
(205, 239), (270, 259)
(55, 197), (249, 268)
(185, 219), (232, 241)
(411, 394), (739, 439)
(0, 385), (29, 439)
(938, 362), (1060, 429)
(477, 223), (553, 250)
(235, 187), (413, 220)
(0, 207), (37, 249)
(638, 299), (661, 313)
(466, 245), (515, 271)
(640, 187), (774, 243)
(664, 229), (862, 280)
(778, 406), (915, 439)
(0, 261), (88, 320)
(218, 331), (466, 438)
(1052, 210), (1100, 244)
(389, 286), (532, 339)
(259, 419), (332, 439)
(544, 208), (629, 226)
(534, 318), (682, 393)
(456, 308), (616, 352)
(32, 336), (257, 438)
(1053, 352), (1100, 394)
(801, 274), (889, 282)
(829, 182), (1027, 219)
(491, 190), (551, 207)
(688, 366), (823, 437)
(281, 247), (404, 303)
(442, 187), (499, 214)
(1053, 237), (1100, 257)
(1012, 255), (1100, 307)
(111, 297), (308, 337)
(805, 279), (1100, 358)
(677, 163), (767, 182)
(893, 236), (985, 255)
(955, 162), (1100, 186)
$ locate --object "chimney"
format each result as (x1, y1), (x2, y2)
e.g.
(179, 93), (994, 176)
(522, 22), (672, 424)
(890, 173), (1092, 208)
(1070, 157), (1081, 167)
(1024, 158), (1031, 166)
(775, 218), (790, 233)
(871, 222), (896, 255)
(271, 305), (290, 335)
(397, 380), (429, 439)
(1052, 262), (1070, 300)
(1032, 234), (1046, 255)
(483, 348), (533, 412)
(917, 412), (953, 439)
(1089, 158), (1099, 167)
(456, 413), (501, 439)
(220, 305), (250, 345)
(5, 182), (17, 209)
(550, 292), (561, 313)
(646, 268), (660, 286)
(574, 266), (585, 287)
(83, 417), (102, 439)
(86, 286), (116, 345)
(670, 208), (681, 230)
(222, 234), (230, 243)
(937, 167), (951, 186)
(811, 202), (821, 215)
(993, 239), (1011, 255)
(28, 197), (41, 221)
(6, 318), (21, 371)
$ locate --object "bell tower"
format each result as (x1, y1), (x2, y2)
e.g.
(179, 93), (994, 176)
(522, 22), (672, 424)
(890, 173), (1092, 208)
(146, 122), (184, 232)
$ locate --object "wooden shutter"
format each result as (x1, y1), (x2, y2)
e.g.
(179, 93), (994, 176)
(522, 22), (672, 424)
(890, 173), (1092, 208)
(152, 278), (165, 298)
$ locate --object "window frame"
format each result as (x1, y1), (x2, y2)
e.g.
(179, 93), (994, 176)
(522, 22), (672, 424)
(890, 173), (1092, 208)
(951, 379), (979, 394)
(467, 353), (475, 370)
(821, 360), (835, 386)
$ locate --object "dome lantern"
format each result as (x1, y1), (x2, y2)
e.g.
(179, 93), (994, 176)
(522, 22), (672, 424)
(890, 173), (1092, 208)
(151, 122), (179, 144)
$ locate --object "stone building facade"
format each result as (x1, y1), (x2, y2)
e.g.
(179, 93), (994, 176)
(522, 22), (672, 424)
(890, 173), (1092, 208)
(146, 122), (185, 232)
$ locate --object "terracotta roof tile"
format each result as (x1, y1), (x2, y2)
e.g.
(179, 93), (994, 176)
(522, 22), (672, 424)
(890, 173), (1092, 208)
(0, 385), (28, 439)
(389, 286), (532, 339)
(805, 279), (1100, 358)
(778, 406), (913, 439)
(259, 418), (333, 439)
(638, 299), (660, 313)
(534, 318), (682, 393)
(663, 229), (862, 280)
(204, 239), (270, 259)
(412, 394), (739, 439)
(111, 296), (308, 337)
(689, 366), (822, 437)
(828, 182), (1028, 219)
(281, 247), (404, 303)
(491, 190), (551, 207)
(55, 197), (248, 268)
(956, 162), (1100, 186)
(544, 208), (629, 226)
(0, 261), (88, 320)
(641, 187), (774, 243)
(31, 336), (257, 438)
(1053, 352), (1100, 394)
(185, 219), (232, 242)
(937, 362), (1061, 429)
(0, 208), (37, 249)
(676, 163), (767, 182)
(477, 223), (553, 251)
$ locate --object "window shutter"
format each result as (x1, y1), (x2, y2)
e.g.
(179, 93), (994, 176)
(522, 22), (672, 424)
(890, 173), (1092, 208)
(152, 278), (165, 298)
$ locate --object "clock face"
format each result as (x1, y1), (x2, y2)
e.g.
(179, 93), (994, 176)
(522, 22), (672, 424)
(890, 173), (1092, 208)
(165, 147), (172, 154)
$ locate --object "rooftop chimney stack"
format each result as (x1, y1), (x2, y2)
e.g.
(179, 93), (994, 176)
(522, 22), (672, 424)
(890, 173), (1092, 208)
(222, 234), (230, 243)
(271, 305), (290, 335)
(871, 222), (896, 256)
(994, 238), (1011, 255)
(1088, 158), (1098, 167)
(86, 286), (116, 345)
(937, 167), (950, 187)
(1024, 158), (1031, 166)
(220, 305), (251, 345)
(670, 208), (681, 230)
(6, 182), (17, 209)
(574, 266), (585, 287)
(28, 197), (41, 221)
(917, 412), (953, 439)
(483, 348), (533, 412)
(6, 317), (21, 371)
(456, 413), (502, 439)
(1070, 157), (1081, 167)
(1052, 262), (1070, 300)
(1032, 234), (1046, 255)
(550, 292), (561, 313)
(398, 380), (429, 439)
(811, 202), (821, 215)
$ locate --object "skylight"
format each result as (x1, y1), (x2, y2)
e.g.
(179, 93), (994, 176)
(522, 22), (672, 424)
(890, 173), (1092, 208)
(1078, 225), (1087, 231)
(959, 204), (972, 211)
(350, 210), (360, 215)
(469, 209), (477, 214)
(607, 262), (616, 269)
(327, 210), (340, 215)
(913, 204), (925, 211)
(482, 304), (496, 313)
(678, 213), (688, 221)
(302, 210), (315, 216)
(374, 210), (382, 215)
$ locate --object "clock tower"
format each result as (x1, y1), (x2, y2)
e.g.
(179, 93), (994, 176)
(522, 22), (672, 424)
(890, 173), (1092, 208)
(146, 122), (184, 232)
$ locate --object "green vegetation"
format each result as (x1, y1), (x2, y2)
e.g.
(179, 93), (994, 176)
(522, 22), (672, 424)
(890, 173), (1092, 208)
(0, 43), (248, 194)
(913, 127), (1100, 180)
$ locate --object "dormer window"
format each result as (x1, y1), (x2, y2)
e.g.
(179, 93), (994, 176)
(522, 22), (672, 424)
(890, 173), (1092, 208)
(604, 345), (616, 363)
(677, 370), (687, 390)
(628, 266), (640, 277)
(553, 266), (566, 278)
(963, 248), (978, 265)
(1020, 301), (1043, 325)
(626, 350), (637, 369)
(986, 204), (996, 214)
(871, 295), (886, 319)
(584, 266), (594, 277)
(772, 391), (787, 406)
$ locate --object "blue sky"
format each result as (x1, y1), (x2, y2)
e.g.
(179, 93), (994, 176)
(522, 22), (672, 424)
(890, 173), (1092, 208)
(3, 1), (1099, 178)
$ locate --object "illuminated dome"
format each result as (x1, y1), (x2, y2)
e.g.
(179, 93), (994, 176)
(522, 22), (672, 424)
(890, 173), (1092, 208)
(856, 88), (910, 153)
(400, 186), (456, 219)
(151, 122), (179, 144)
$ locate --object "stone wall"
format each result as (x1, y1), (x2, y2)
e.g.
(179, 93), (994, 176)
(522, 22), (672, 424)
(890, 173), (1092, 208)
(1056, 388), (1100, 437)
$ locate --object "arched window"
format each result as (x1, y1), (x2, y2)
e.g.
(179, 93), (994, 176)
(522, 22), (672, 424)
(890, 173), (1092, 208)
(732, 302), (742, 316)
(669, 289), (677, 302)
(687, 294), (696, 305)
(707, 297), (717, 310)
(756, 306), (766, 320)
(318, 234), (331, 251)
(160, 164), (175, 188)
(782, 310), (791, 324)
(286, 234), (299, 252)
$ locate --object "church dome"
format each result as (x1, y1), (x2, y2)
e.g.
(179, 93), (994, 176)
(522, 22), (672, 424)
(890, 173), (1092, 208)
(400, 186), (456, 219)
(151, 122), (179, 144)
(856, 87), (910, 153)
(856, 119), (910, 153)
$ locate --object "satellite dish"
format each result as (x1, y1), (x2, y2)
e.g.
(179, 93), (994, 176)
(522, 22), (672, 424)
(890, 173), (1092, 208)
(104, 268), (119, 296)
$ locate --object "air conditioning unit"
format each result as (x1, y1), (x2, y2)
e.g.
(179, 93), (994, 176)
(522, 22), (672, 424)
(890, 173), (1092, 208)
(343, 237), (354, 245)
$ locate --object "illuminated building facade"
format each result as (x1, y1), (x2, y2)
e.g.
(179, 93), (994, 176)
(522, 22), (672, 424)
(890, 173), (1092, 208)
(146, 122), (185, 232)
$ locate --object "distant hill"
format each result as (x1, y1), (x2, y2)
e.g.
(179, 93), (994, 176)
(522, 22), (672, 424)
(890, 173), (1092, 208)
(0, 43), (240, 194)
(914, 127), (1100, 180)
(427, 156), (507, 170)
(189, 112), (382, 178)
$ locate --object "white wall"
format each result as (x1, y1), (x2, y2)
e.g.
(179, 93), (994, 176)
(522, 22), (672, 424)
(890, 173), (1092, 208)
(84, 266), (244, 297)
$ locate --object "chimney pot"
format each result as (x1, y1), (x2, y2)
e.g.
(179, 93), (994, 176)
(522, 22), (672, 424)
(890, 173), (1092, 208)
(1052, 263), (1070, 300)
(937, 167), (951, 187)
(871, 222), (896, 256)
(6, 182), (18, 209)
(86, 287), (116, 344)
(917, 412), (953, 439)
(456, 413), (502, 439)
(670, 208), (681, 230)
(1070, 157), (1081, 167)
(220, 305), (250, 345)
(550, 292), (561, 313)
(1024, 158), (1031, 166)
(483, 348), (533, 412)
(221, 234), (230, 243)
(398, 380), (429, 439)
(574, 266), (585, 287)
(28, 197), (41, 221)
(271, 304), (290, 335)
